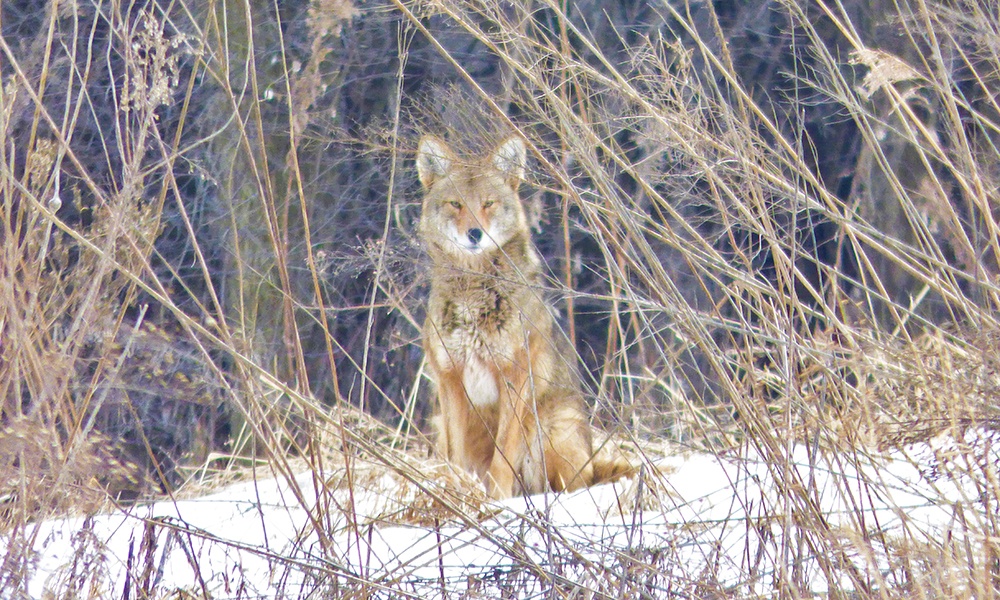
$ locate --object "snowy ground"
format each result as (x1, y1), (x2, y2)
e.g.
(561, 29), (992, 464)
(8, 428), (999, 598)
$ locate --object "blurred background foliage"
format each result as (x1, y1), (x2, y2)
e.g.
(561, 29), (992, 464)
(1, 0), (998, 503)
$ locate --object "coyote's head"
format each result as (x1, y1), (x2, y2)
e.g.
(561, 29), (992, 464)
(417, 136), (529, 261)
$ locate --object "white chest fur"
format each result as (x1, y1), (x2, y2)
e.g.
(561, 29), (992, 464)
(462, 355), (499, 407)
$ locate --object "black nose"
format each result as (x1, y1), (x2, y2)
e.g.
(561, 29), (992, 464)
(467, 228), (483, 245)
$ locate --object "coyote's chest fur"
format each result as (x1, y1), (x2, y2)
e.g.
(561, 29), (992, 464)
(428, 263), (539, 407)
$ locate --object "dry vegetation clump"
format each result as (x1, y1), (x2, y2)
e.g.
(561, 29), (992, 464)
(0, 419), (141, 521)
(321, 455), (493, 527)
(840, 329), (1000, 449)
(0, 2), (231, 516)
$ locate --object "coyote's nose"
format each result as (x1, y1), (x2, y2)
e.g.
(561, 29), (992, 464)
(467, 228), (483, 245)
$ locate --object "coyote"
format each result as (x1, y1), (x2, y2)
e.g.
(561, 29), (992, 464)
(417, 135), (624, 499)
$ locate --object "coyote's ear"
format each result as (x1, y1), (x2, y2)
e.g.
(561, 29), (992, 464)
(492, 137), (526, 187)
(417, 136), (453, 189)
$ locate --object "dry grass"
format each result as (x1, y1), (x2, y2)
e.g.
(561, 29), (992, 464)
(1, 0), (999, 598)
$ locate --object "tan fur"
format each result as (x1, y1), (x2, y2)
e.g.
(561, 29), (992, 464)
(417, 135), (630, 499)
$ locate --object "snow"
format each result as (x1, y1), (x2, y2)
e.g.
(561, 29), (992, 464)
(6, 428), (998, 598)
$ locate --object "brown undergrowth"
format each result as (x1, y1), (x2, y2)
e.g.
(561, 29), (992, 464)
(2, 0), (1000, 597)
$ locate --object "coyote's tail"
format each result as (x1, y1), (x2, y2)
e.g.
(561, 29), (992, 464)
(589, 444), (640, 486)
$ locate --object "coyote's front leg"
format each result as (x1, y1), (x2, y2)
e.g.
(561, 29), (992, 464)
(435, 369), (471, 467)
(486, 350), (542, 499)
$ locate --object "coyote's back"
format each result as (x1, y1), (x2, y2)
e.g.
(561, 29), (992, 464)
(417, 135), (607, 499)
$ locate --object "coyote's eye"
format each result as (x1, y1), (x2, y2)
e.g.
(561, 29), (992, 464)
(482, 200), (495, 209)
(448, 201), (462, 209)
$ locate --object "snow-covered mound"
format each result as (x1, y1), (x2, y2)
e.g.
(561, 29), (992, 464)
(7, 428), (998, 598)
